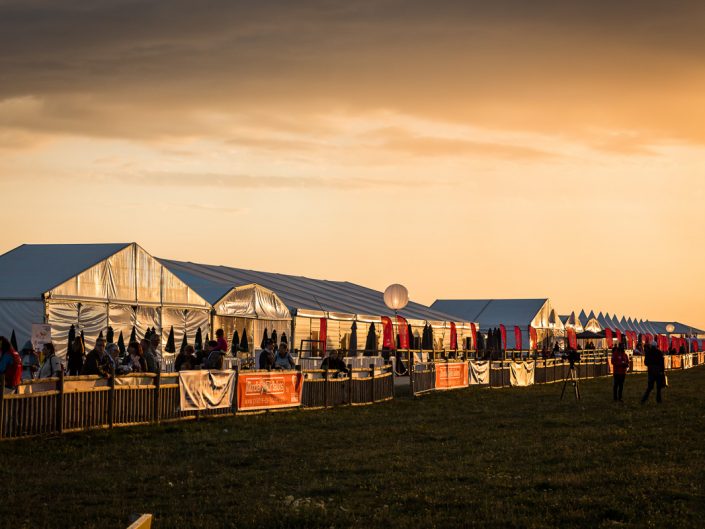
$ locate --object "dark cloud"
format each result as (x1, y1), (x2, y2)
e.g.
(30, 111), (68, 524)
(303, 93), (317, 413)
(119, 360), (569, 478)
(0, 0), (704, 145)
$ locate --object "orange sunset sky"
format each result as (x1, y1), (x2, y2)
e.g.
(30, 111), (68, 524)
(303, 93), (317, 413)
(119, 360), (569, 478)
(0, 1), (703, 327)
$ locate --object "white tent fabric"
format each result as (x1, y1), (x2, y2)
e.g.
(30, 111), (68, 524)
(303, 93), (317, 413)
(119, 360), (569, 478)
(0, 243), (211, 359)
(213, 284), (291, 321)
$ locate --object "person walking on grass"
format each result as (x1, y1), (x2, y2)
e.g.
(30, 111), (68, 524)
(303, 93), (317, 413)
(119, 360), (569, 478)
(641, 343), (665, 404)
(611, 345), (629, 401)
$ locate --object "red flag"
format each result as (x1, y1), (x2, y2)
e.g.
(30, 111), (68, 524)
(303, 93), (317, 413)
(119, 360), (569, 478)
(646, 333), (652, 345)
(381, 316), (395, 350)
(470, 323), (478, 351)
(568, 328), (577, 350)
(514, 325), (522, 351)
(499, 324), (507, 351)
(692, 340), (699, 353)
(319, 318), (327, 355)
(616, 329), (622, 344)
(605, 328), (613, 348)
(529, 326), (538, 350)
(627, 332), (634, 349)
(450, 322), (458, 350)
(396, 315), (409, 349)
(671, 336), (677, 351)
(702, 339), (705, 351)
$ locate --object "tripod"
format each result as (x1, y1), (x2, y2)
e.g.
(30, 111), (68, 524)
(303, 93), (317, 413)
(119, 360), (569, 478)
(560, 363), (581, 401)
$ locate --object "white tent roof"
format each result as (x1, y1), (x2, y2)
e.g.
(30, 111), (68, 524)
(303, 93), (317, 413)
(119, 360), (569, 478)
(432, 299), (552, 329)
(160, 259), (459, 322)
(213, 284), (291, 321)
(0, 243), (208, 308)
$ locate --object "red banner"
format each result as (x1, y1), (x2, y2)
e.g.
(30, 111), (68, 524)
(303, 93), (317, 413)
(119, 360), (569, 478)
(529, 326), (538, 350)
(605, 328), (613, 348)
(702, 339), (705, 352)
(646, 333), (653, 345)
(381, 316), (395, 350)
(499, 324), (507, 351)
(319, 318), (327, 355)
(616, 329), (622, 344)
(450, 322), (458, 350)
(514, 326), (522, 351)
(237, 371), (304, 411)
(435, 362), (469, 389)
(671, 336), (678, 351)
(396, 315), (409, 349)
(567, 328), (577, 350)
(470, 323), (478, 351)
(692, 340), (699, 353)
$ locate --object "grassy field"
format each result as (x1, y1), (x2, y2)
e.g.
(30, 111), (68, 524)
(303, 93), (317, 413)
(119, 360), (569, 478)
(2, 368), (705, 529)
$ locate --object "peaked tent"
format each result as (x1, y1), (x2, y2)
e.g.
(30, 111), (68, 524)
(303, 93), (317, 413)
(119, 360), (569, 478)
(432, 298), (559, 350)
(0, 243), (210, 359)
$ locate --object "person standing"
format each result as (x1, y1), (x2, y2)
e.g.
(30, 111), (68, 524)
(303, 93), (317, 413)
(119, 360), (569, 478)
(258, 339), (275, 370)
(19, 341), (40, 381)
(81, 337), (111, 377)
(611, 345), (629, 401)
(36, 343), (64, 379)
(641, 343), (665, 404)
(67, 337), (85, 376)
(0, 336), (22, 391)
(215, 329), (228, 354)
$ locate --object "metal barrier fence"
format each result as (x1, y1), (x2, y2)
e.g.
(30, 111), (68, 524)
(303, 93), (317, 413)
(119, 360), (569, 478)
(0, 365), (395, 441)
(411, 352), (703, 395)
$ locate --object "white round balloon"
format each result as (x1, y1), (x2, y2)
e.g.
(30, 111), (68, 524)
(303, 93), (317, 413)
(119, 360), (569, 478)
(383, 284), (409, 311)
(666, 323), (675, 333)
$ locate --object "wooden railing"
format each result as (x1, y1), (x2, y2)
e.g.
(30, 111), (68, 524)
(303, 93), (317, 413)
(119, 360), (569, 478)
(0, 364), (395, 441)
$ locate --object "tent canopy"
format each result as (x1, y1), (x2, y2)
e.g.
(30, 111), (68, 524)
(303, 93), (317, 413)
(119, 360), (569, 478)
(160, 259), (458, 322)
(213, 283), (291, 321)
(432, 299), (553, 330)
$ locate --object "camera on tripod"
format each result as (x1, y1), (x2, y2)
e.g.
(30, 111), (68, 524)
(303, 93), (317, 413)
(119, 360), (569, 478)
(565, 348), (580, 369)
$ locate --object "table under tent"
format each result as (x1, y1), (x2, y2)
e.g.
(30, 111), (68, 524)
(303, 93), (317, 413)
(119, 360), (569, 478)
(0, 243), (210, 360)
(431, 298), (563, 356)
(159, 258), (475, 368)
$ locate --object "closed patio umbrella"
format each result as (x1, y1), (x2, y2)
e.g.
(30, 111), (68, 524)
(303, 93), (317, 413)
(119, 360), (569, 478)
(230, 330), (239, 355)
(106, 327), (114, 344)
(240, 328), (249, 353)
(165, 326), (176, 353)
(271, 329), (278, 346)
(180, 332), (189, 353)
(67, 324), (76, 354)
(117, 331), (126, 356)
(364, 323), (377, 355)
(10, 329), (18, 351)
(349, 321), (358, 355)
(280, 332), (287, 344)
(261, 328), (269, 349)
(129, 326), (136, 344)
(194, 327), (203, 351)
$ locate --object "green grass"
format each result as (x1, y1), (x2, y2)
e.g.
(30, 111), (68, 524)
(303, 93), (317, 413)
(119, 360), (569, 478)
(2, 369), (705, 529)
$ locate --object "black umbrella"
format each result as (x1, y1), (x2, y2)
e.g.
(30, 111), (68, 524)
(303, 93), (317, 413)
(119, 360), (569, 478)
(144, 327), (152, 341)
(205, 333), (210, 344)
(240, 328), (249, 352)
(230, 330), (240, 355)
(280, 332), (287, 344)
(477, 331), (485, 352)
(67, 324), (76, 354)
(106, 326), (114, 344)
(421, 324), (428, 349)
(194, 327), (203, 351)
(80, 330), (86, 349)
(349, 321), (358, 355)
(271, 329), (278, 346)
(10, 329), (18, 351)
(117, 331), (126, 356)
(261, 328), (269, 349)
(129, 326), (136, 344)
(180, 332), (189, 353)
(428, 325), (435, 350)
(407, 323), (414, 350)
(364, 323), (377, 355)
(165, 326), (176, 353)
(98, 330), (104, 341)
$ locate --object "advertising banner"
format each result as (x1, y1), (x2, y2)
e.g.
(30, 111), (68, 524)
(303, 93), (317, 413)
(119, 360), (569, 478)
(237, 370), (304, 411)
(31, 323), (52, 353)
(434, 362), (469, 390)
(179, 370), (236, 412)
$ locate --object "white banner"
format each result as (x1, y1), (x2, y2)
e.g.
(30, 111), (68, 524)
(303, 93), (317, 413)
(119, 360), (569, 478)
(510, 361), (535, 387)
(469, 361), (490, 385)
(31, 323), (52, 353)
(179, 370), (236, 411)
(683, 353), (693, 369)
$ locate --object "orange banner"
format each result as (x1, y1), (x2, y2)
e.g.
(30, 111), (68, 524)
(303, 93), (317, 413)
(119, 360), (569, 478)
(435, 362), (469, 390)
(237, 371), (304, 411)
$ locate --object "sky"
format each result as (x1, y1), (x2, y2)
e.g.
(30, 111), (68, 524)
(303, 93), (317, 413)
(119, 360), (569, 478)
(1, 0), (704, 327)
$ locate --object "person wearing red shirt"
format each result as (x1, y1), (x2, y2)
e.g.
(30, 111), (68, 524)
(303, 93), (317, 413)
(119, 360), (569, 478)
(611, 345), (629, 401)
(215, 328), (228, 354)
